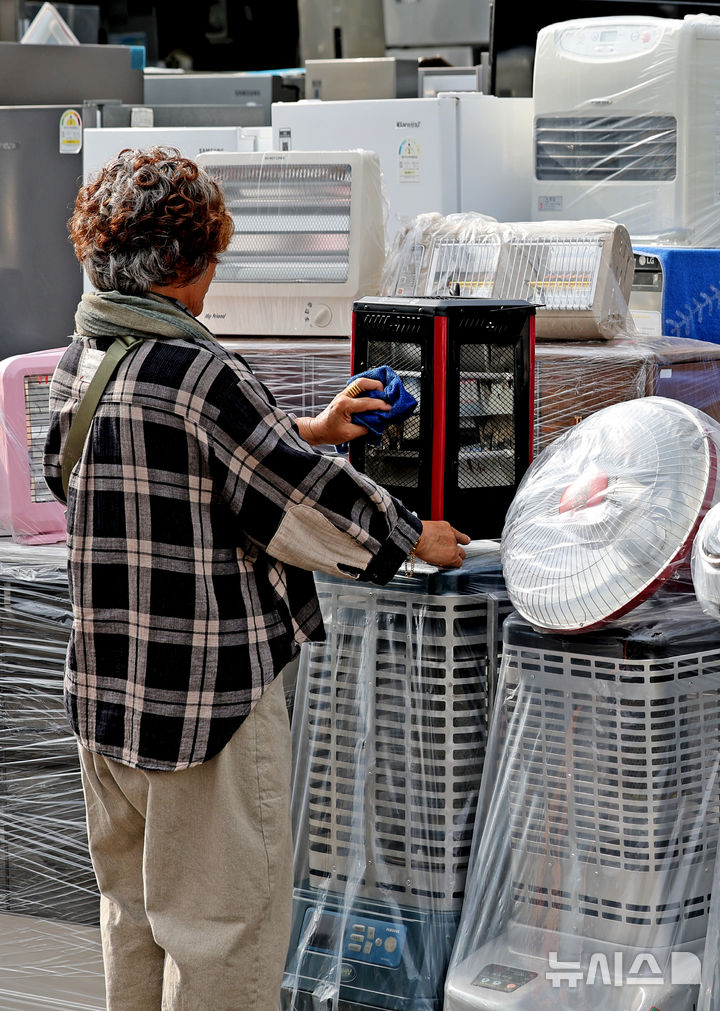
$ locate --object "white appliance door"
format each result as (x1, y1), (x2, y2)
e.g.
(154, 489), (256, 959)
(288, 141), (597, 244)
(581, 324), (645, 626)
(271, 96), (460, 244)
(382, 0), (490, 48)
(457, 94), (534, 222)
(298, 0), (386, 60)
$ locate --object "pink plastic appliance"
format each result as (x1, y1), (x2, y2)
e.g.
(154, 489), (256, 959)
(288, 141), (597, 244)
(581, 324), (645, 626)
(0, 349), (66, 544)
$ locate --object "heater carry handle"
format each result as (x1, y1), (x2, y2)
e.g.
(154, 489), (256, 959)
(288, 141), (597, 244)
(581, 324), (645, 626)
(61, 335), (146, 499)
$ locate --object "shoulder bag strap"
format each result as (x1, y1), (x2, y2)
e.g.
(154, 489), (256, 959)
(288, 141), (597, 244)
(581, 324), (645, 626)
(61, 335), (146, 499)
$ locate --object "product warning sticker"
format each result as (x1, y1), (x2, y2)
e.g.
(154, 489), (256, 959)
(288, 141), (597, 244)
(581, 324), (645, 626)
(537, 195), (563, 212)
(398, 137), (421, 183)
(59, 109), (82, 155)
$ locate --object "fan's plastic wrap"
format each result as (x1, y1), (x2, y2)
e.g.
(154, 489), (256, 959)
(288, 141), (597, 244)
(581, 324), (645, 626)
(195, 149), (388, 337)
(281, 544), (512, 1011)
(531, 14), (720, 248)
(379, 213), (635, 340)
(0, 540), (104, 1010)
(533, 334), (720, 455)
(0, 350), (66, 545)
(691, 502), (720, 623)
(501, 397), (720, 633)
(444, 591), (720, 1011)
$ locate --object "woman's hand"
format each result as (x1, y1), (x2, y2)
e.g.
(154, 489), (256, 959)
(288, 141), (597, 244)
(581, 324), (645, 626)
(414, 521), (471, 569)
(297, 378), (391, 446)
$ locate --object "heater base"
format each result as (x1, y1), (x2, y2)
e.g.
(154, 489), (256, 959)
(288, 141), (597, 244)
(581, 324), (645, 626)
(444, 925), (701, 1011)
(282, 887), (460, 1011)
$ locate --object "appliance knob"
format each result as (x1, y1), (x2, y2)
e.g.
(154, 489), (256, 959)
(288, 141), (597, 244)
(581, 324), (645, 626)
(309, 303), (332, 327)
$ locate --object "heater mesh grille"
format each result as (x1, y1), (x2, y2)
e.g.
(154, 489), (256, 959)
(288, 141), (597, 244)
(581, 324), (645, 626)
(502, 639), (720, 944)
(535, 115), (677, 181)
(426, 237), (604, 311)
(24, 374), (54, 505)
(210, 161), (353, 283)
(303, 579), (495, 912)
(359, 339), (517, 493)
(362, 340), (422, 491)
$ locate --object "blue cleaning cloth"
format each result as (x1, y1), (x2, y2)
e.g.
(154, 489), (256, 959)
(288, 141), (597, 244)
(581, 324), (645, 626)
(348, 366), (418, 440)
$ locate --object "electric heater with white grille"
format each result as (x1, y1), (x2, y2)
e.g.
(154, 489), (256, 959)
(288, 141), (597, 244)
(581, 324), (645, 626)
(382, 215), (635, 340)
(444, 592), (720, 1011)
(531, 14), (720, 246)
(195, 150), (386, 337)
(282, 553), (512, 1011)
(0, 349), (66, 545)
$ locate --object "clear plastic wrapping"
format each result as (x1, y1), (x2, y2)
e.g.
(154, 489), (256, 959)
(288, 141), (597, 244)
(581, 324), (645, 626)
(501, 396), (720, 634)
(281, 544), (511, 1011)
(379, 213), (635, 341)
(0, 351), (67, 545)
(445, 589), (720, 1011)
(531, 14), (720, 247)
(691, 502), (720, 623)
(699, 817), (720, 1011)
(533, 334), (720, 455)
(0, 539), (104, 1010)
(218, 337), (352, 448)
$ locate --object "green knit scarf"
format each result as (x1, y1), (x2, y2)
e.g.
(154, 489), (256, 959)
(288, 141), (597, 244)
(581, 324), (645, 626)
(74, 290), (218, 344)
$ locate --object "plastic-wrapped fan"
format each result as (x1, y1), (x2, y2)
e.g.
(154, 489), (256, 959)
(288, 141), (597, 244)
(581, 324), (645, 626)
(501, 396), (720, 632)
(692, 501), (720, 621)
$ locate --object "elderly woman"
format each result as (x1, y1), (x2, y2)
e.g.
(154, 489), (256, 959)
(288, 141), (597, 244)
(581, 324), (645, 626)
(43, 146), (468, 1011)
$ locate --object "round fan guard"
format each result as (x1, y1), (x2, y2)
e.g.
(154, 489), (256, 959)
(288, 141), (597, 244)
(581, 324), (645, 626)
(501, 397), (720, 633)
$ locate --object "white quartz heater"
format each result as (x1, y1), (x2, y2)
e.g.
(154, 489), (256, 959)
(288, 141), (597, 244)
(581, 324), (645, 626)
(195, 149), (386, 337)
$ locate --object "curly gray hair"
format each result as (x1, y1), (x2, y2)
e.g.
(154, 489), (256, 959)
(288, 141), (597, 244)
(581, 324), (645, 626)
(68, 146), (234, 293)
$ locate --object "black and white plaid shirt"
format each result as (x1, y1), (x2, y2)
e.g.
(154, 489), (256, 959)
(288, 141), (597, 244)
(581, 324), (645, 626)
(44, 330), (421, 771)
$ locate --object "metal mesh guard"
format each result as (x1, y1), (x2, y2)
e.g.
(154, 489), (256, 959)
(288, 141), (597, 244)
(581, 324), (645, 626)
(361, 338), (517, 493)
(212, 162), (352, 284)
(24, 374), (55, 504)
(502, 641), (720, 947)
(302, 580), (494, 913)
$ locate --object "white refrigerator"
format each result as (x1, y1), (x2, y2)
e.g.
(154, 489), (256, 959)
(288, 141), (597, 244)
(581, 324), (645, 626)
(270, 93), (534, 243)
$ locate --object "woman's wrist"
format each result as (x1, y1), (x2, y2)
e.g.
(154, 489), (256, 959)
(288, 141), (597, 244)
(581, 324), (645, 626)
(296, 417), (320, 445)
(404, 528), (423, 577)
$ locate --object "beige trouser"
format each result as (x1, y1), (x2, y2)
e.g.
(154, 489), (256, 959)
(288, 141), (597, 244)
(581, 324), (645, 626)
(78, 674), (293, 1011)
